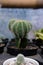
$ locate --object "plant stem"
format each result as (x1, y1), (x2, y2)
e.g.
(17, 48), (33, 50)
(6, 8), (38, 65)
(16, 38), (21, 48)
(18, 38), (21, 48)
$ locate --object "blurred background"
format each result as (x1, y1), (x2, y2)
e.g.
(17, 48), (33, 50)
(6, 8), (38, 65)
(0, 8), (43, 39)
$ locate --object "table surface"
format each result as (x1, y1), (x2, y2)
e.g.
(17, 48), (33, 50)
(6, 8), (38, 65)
(0, 48), (43, 65)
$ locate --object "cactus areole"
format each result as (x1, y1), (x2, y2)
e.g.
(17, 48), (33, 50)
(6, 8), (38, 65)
(9, 19), (32, 48)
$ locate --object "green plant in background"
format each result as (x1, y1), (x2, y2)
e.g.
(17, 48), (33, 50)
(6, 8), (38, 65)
(0, 34), (5, 45)
(35, 29), (43, 40)
(9, 19), (32, 48)
(0, 34), (6, 40)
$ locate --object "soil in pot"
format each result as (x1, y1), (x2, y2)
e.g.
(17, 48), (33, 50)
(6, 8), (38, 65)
(32, 39), (43, 47)
(26, 43), (38, 56)
(0, 43), (5, 53)
(2, 38), (9, 46)
(7, 43), (38, 56)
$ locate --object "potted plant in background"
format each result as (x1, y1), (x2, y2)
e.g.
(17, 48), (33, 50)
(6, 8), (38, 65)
(0, 39), (5, 53)
(0, 34), (9, 47)
(33, 29), (43, 48)
(2, 38), (9, 47)
(7, 19), (38, 56)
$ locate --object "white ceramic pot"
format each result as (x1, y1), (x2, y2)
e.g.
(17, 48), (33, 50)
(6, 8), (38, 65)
(3, 57), (39, 65)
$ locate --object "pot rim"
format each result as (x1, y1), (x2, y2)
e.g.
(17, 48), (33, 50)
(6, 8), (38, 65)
(3, 57), (39, 65)
(7, 45), (38, 50)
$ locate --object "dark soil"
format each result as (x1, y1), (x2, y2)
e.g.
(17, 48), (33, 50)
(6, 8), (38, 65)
(7, 45), (38, 50)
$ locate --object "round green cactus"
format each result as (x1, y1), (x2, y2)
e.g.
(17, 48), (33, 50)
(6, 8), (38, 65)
(17, 54), (25, 63)
(9, 19), (32, 38)
(9, 19), (32, 48)
(16, 54), (25, 65)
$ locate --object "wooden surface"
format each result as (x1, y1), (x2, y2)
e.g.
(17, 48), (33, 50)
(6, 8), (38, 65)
(1, 0), (43, 8)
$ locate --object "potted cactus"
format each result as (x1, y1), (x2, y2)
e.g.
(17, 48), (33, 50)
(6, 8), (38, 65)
(3, 54), (39, 65)
(7, 19), (38, 56)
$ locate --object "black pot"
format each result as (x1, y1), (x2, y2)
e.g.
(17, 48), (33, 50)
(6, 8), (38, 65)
(2, 38), (9, 46)
(32, 39), (43, 47)
(0, 44), (5, 53)
(9, 38), (16, 46)
(7, 45), (38, 56)
(11, 38), (15, 42)
(40, 46), (43, 54)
